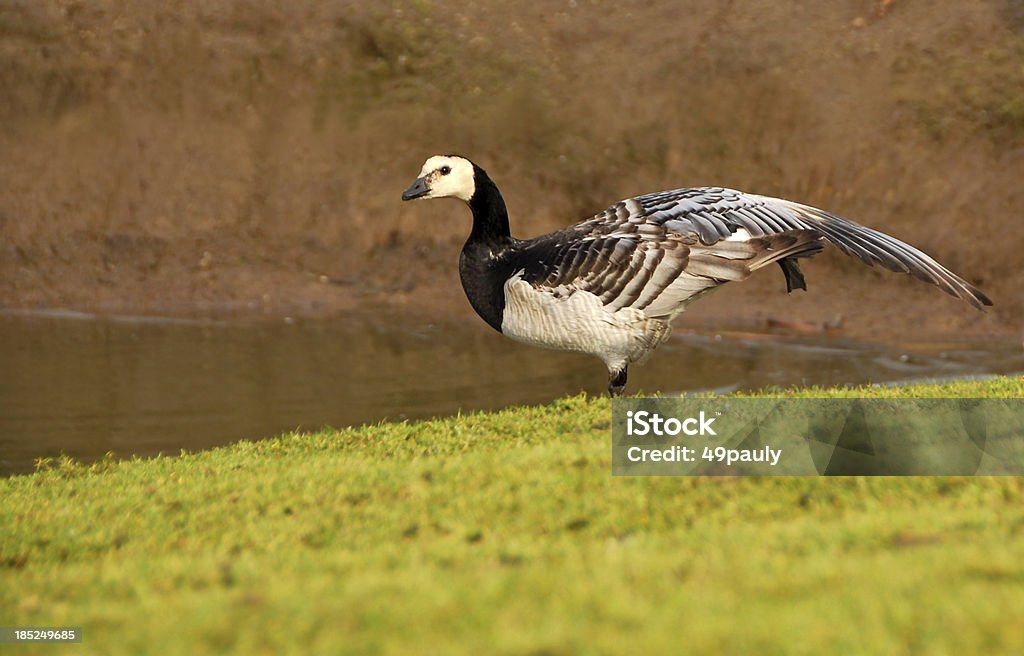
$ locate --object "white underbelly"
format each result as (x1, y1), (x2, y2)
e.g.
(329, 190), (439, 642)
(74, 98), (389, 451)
(500, 275), (671, 370)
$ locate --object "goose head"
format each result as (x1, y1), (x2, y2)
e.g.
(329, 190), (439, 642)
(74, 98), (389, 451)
(402, 155), (476, 203)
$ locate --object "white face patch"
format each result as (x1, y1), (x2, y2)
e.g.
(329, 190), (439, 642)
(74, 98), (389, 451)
(416, 155), (476, 202)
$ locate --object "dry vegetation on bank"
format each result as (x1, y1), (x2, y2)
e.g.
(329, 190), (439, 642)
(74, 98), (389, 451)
(1, 1), (1022, 336)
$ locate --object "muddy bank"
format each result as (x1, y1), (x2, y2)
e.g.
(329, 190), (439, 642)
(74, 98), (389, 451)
(1, 1), (1022, 340)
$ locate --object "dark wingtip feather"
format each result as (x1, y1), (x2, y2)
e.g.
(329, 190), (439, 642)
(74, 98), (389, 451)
(778, 258), (807, 293)
(964, 285), (993, 310)
(777, 200), (993, 313)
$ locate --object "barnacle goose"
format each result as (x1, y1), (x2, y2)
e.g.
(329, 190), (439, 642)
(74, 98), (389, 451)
(402, 155), (991, 396)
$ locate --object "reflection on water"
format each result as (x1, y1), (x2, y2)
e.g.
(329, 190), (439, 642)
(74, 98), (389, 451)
(1, 310), (1022, 475)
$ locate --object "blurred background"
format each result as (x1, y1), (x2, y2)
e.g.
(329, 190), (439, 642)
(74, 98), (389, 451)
(1, 0), (1023, 471)
(1, 0), (1021, 330)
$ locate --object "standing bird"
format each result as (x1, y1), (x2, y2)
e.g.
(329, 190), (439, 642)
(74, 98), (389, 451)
(401, 155), (991, 396)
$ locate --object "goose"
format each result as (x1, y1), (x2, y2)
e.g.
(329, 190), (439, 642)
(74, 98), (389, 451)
(401, 155), (991, 396)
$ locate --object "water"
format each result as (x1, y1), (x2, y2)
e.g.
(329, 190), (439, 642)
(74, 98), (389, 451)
(1, 310), (1021, 476)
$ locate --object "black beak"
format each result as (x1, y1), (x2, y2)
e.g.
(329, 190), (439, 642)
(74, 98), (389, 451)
(401, 177), (430, 201)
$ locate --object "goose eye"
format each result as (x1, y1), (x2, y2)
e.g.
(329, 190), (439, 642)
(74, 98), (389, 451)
(440, 166), (451, 175)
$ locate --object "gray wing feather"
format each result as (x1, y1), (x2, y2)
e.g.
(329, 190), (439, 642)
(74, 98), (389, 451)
(516, 187), (991, 314)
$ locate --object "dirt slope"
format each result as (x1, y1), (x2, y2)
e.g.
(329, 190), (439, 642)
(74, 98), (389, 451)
(1, 1), (1022, 339)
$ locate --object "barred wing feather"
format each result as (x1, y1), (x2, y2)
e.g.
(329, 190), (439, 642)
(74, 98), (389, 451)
(513, 187), (991, 316)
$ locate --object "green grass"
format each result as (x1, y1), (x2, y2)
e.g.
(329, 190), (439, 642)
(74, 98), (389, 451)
(2, 378), (1024, 654)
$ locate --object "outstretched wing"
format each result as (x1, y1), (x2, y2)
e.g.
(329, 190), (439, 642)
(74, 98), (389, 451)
(512, 187), (991, 315)
(511, 196), (824, 320)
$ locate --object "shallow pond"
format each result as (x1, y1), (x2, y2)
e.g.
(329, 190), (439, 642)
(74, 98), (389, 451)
(2, 310), (1021, 475)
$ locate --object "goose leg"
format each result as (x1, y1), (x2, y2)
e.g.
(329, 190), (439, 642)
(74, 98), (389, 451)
(608, 367), (628, 397)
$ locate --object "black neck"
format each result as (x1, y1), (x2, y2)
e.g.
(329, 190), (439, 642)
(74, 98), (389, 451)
(466, 163), (512, 247)
(458, 162), (515, 333)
